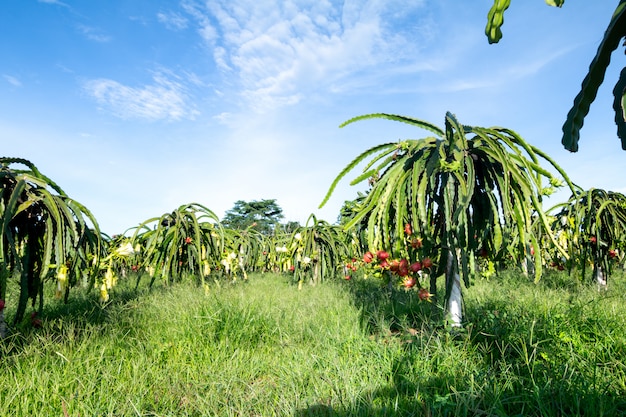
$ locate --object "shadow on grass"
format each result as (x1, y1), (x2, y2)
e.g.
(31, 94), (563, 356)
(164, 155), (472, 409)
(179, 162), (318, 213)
(293, 369), (460, 416)
(292, 353), (493, 416)
(340, 277), (442, 335)
(295, 274), (626, 416)
(0, 272), (161, 355)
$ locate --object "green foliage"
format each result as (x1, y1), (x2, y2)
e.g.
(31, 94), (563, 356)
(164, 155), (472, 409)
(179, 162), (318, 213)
(465, 271), (626, 415)
(321, 113), (573, 289)
(485, 0), (564, 44)
(0, 157), (101, 326)
(290, 214), (352, 285)
(613, 67), (626, 144)
(485, 0), (511, 44)
(220, 226), (268, 280)
(281, 220), (301, 234)
(3, 271), (626, 415)
(222, 199), (284, 234)
(549, 188), (626, 281)
(562, 0), (626, 151)
(131, 203), (223, 287)
(485, 0), (626, 151)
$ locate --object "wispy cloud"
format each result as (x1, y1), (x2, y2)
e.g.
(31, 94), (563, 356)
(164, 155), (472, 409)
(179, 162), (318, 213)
(182, 0), (429, 111)
(77, 24), (112, 42)
(82, 72), (200, 121)
(3, 74), (22, 87)
(157, 11), (189, 30)
(507, 45), (576, 78)
(421, 43), (579, 94)
(38, 0), (70, 7)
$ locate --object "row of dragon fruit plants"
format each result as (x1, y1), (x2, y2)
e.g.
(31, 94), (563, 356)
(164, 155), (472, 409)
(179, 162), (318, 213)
(0, 154), (438, 332)
(3, 109), (626, 332)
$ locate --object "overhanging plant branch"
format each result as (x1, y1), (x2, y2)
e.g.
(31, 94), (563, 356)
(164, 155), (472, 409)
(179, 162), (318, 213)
(561, 0), (626, 151)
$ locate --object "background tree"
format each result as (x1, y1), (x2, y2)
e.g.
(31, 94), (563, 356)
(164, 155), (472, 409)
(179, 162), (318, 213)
(222, 199), (284, 235)
(485, 0), (626, 151)
(281, 221), (301, 234)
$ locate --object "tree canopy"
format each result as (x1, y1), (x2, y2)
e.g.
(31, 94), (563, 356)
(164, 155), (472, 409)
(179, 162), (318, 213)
(222, 199), (285, 234)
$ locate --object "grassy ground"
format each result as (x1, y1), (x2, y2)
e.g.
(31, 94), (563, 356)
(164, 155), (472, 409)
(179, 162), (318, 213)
(1, 270), (626, 416)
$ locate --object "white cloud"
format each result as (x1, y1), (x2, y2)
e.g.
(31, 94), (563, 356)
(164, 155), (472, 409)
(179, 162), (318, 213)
(157, 11), (189, 30)
(77, 24), (112, 43)
(2, 74), (21, 87)
(82, 72), (200, 121)
(183, 0), (429, 111)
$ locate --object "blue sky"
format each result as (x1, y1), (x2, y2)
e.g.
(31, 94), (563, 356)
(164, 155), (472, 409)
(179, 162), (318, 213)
(1, 1), (624, 235)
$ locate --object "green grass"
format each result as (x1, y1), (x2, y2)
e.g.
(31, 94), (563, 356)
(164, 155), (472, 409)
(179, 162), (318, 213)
(2, 271), (626, 416)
